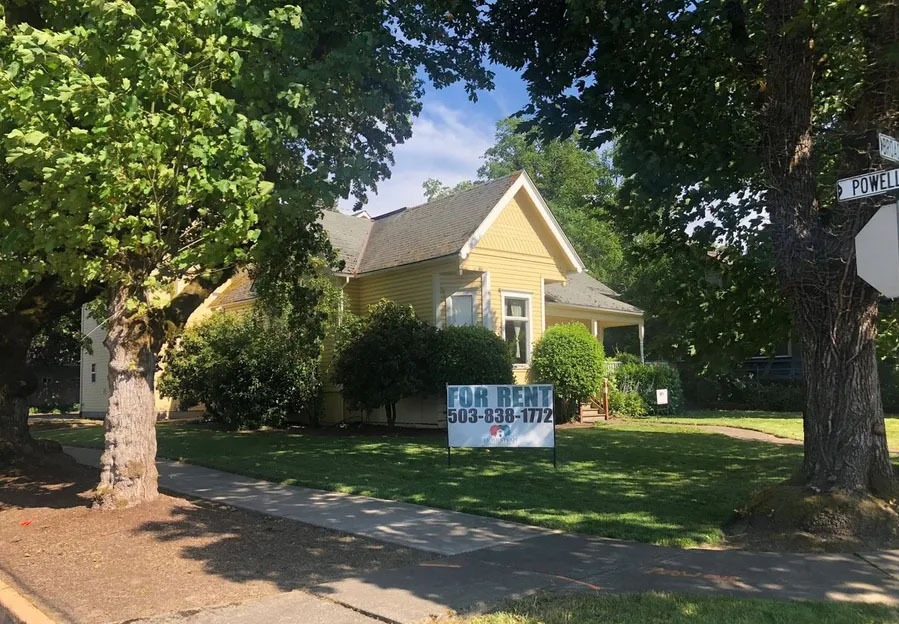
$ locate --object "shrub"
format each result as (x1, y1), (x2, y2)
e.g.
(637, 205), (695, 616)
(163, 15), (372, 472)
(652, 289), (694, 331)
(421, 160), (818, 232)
(681, 369), (803, 411)
(532, 323), (605, 422)
(333, 300), (439, 426)
(159, 311), (321, 430)
(608, 386), (647, 418)
(436, 325), (514, 385)
(614, 361), (684, 415)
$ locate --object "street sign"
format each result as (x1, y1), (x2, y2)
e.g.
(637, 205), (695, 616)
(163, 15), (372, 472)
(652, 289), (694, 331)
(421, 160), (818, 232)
(856, 204), (899, 298)
(837, 168), (899, 202)
(880, 133), (899, 164)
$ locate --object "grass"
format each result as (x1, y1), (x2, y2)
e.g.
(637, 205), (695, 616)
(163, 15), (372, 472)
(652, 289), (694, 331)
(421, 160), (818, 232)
(648, 410), (899, 449)
(457, 593), (899, 624)
(38, 419), (801, 547)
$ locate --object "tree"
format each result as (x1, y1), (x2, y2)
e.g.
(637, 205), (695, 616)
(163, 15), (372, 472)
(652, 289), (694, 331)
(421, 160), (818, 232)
(485, 0), (898, 511)
(333, 300), (438, 427)
(1, 1), (489, 507)
(424, 118), (627, 289)
(0, 279), (94, 461)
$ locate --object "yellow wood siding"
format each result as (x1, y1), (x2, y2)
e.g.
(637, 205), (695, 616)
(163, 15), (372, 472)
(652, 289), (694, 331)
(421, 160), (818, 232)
(462, 189), (575, 384)
(348, 257), (459, 322)
(546, 316), (591, 331)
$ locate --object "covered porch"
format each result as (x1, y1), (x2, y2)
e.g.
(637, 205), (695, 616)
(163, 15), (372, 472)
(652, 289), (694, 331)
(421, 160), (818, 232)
(544, 272), (645, 361)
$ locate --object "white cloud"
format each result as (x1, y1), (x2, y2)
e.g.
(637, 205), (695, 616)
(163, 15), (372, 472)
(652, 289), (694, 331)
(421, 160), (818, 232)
(337, 102), (495, 215)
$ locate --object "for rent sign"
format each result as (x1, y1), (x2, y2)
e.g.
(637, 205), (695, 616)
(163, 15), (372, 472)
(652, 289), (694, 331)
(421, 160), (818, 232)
(446, 384), (554, 448)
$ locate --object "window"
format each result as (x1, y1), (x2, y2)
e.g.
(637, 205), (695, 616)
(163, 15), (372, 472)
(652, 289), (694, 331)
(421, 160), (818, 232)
(503, 294), (530, 365)
(447, 293), (475, 327)
(90, 363), (96, 384)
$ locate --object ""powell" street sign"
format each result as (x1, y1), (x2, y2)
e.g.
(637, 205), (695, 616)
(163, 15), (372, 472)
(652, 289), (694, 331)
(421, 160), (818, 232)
(837, 168), (899, 202)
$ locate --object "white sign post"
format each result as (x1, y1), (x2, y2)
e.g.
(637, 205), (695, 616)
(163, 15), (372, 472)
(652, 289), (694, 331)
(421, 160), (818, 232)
(837, 168), (899, 202)
(880, 133), (899, 164)
(446, 384), (556, 467)
(856, 203), (899, 297)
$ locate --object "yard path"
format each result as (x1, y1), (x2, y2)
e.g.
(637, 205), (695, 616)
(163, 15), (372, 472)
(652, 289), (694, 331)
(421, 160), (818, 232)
(603, 418), (805, 446)
(66, 446), (899, 624)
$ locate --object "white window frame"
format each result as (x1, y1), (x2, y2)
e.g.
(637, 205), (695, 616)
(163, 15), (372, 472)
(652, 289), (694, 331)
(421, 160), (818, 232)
(501, 291), (533, 367)
(446, 288), (477, 327)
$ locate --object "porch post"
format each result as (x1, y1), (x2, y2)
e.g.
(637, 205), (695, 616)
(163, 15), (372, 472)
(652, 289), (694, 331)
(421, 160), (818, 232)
(592, 319), (598, 337)
(638, 322), (645, 363)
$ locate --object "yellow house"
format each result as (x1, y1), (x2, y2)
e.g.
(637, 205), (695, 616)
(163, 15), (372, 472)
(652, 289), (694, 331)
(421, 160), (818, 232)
(80, 171), (644, 425)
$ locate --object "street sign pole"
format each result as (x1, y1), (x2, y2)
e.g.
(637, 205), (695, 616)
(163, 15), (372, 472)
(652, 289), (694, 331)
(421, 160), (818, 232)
(850, 133), (899, 299)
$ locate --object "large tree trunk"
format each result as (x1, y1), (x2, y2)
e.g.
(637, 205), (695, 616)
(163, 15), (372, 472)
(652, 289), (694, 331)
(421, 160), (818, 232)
(0, 333), (36, 458)
(95, 285), (158, 509)
(765, 0), (895, 496)
(0, 278), (90, 460)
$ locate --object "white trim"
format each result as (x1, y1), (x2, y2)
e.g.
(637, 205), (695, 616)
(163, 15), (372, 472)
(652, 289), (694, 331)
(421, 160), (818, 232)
(501, 291), (533, 365)
(592, 319), (598, 338)
(481, 272), (492, 330)
(540, 277), (546, 333)
(458, 171), (585, 272)
(639, 322), (646, 363)
(432, 273), (441, 327)
(545, 301), (644, 317)
(445, 288), (477, 327)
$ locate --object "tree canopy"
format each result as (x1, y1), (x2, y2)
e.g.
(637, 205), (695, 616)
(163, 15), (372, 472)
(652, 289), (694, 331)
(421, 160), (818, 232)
(0, 0), (491, 504)
(483, 0), (899, 509)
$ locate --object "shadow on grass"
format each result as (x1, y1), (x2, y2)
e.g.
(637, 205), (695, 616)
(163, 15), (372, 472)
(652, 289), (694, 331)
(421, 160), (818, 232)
(42, 423), (802, 546)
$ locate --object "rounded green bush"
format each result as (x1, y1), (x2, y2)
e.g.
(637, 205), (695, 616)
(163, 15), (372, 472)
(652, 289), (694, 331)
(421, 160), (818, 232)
(159, 311), (322, 430)
(437, 325), (514, 385)
(532, 323), (605, 422)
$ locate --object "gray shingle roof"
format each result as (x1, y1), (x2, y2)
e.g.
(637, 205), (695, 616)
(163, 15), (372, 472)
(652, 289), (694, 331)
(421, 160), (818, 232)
(353, 173), (521, 273)
(215, 278), (255, 307)
(545, 272), (643, 315)
(319, 210), (372, 273)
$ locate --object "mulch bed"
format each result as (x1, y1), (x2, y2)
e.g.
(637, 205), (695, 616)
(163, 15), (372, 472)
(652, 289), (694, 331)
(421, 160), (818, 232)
(0, 455), (430, 624)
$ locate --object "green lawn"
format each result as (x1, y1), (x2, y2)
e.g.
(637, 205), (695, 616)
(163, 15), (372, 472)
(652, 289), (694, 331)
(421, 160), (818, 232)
(458, 593), (899, 624)
(649, 410), (899, 449)
(38, 420), (800, 547)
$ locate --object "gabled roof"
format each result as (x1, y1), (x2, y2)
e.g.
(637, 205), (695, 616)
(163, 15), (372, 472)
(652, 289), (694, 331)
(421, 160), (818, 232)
(545, 272), (643, 315)
(320, 171), (585, 275)
(319, 209), (371, 274)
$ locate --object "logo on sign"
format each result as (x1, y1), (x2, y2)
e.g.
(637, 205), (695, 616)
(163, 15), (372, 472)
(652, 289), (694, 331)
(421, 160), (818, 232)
(489, 424), (511, 439)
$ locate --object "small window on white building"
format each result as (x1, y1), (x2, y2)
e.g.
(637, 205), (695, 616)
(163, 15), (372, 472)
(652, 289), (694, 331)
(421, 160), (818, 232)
(503, 295), (531, 365)
(447, 293), (475, 327)
(90, 363), (96, 383)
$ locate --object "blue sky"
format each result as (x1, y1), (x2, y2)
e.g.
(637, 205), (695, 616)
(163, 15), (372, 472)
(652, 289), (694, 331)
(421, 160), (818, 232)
(337, 64), (529, 216)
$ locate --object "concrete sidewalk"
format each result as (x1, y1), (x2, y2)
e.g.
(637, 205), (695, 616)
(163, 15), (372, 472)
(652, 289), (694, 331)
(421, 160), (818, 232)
(309, 534), (899, 621)
(64, 446), (548, 556)
(66, 447), (899, 623)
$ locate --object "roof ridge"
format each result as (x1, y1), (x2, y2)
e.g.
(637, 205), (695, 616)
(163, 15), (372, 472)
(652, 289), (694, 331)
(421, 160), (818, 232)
(373, 171), (523, 220)
(351, 216), (376, 275)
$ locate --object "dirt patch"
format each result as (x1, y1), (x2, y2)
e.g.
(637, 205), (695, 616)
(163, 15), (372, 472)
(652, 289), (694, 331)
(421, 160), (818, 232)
(727, 485), (899, 552)
(0, 458), (430, 624)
